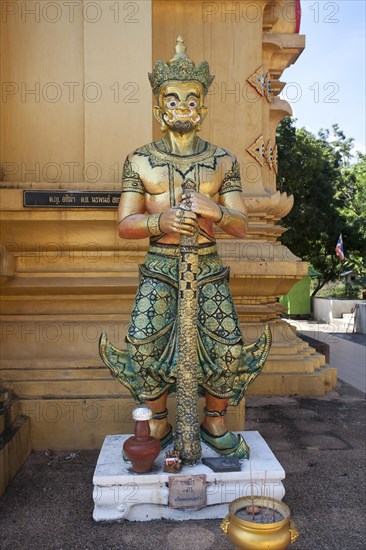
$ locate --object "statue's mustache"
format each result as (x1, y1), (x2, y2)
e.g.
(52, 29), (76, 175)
(163, 111), (200, 128)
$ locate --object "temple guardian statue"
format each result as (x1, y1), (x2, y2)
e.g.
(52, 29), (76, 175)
(100, 37), (271, 465)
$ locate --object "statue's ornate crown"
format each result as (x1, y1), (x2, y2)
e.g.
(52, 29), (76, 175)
(148, 36), (215, 98)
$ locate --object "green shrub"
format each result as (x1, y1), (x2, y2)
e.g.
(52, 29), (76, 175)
(315, 280), (362, 299)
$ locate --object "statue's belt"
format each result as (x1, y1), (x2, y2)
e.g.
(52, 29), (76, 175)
(148, 241), (217, 257)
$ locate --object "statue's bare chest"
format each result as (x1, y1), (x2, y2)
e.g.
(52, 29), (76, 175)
(135, 141), (230, 207)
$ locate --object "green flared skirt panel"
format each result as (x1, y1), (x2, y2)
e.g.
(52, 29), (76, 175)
(99, 246), (271, 405)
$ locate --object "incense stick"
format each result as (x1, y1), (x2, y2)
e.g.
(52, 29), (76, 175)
(249, 455), (255, 521)
(261, 470), (267, 523)
(265, 471), (269, 523)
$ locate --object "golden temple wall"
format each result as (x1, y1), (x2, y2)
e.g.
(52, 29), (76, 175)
(0, 0), (336, 451)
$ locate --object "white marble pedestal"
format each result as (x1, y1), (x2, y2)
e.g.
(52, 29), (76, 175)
(93, 431), (285, 522)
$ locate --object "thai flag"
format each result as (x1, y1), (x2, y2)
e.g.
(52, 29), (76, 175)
(335, 234), (345, 261)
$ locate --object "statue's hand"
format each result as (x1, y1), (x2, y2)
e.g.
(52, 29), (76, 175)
(160, 207), (198, 236)
(181, 192), (221, 223)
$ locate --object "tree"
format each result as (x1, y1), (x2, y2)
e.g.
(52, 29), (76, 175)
(337, 152), (366, 269)
(276, 117), (365, 295)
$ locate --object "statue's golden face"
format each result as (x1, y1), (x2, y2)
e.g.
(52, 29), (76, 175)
(156, 81), (207, 134)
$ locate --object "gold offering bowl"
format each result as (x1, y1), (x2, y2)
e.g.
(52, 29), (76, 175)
(221, 496), (299, 550)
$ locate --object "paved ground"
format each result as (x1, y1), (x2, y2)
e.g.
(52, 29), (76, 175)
(1, 380), (365, 550)
(289, 319), (366, 393)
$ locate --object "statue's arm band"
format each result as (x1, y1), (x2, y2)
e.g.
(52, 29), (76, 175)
(216, 206), (231, 227)
(219, 180), (242, 194)
(117, 214), (135, 225)
(216, 206), (248, 228)
(219, 160), (242, 194)
(146, 213), (163, 236)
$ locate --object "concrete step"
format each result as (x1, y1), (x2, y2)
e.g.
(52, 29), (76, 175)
(0, 397), (20, 436)
(0, 416), (31, 496)
(248, 365), (337, 397)
(0, 383), (32, 495)
(1, 367), (111, 381)
(0, 388), (10, 404)
(6, 378), (125, 398)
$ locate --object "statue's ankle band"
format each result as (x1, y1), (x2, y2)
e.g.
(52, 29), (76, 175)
(204, 407), (227, 417)
(152, 408), (169, 420)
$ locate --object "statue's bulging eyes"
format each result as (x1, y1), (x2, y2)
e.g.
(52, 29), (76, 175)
(167, 100), (177, 108)
(188, 101), (197, 108)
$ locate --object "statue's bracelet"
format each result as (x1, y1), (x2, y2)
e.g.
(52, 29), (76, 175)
(216, 205), (231, 227)
(147, 213), (163, 236)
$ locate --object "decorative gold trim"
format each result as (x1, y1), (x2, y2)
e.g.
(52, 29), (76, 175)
(121, 157), (145, 194)
(246, 135), (265, 166)
(147, 213), (162, 236)
(216, 206), (231, 228)
(174, 179), (202, 466)
(264, 139), (274, 170)
(152, 408), (168, 420)
(146, 141), (218, 175)
(99, 332), (139, 401)
(273, 144), (278, 174)
(220, 515), (230, 535)
(148, 36), (215, 98)
(247, 66), (272, 102)
(203, 407), (226, 417)
(149, 243), (217, 257)
(126, 319), (175, 346)
(247, 66), (265, 97)
(289, 519), (300, 543)
(219, 160), (242, 194)
(264, 72), (272, 102)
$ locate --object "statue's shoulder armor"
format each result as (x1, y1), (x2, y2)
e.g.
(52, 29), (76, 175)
(212, 145), (237, 165)
(211, 146), (242, 195)
(127, 144), (153, 162)
(121, 149), (148, 194)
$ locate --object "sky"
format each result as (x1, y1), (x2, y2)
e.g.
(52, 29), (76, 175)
(279, 0), (366, 156)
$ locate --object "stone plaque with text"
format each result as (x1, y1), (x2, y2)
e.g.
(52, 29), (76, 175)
(168, 474), (207, 509)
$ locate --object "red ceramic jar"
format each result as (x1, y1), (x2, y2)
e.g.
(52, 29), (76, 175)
(123, 407), (161, 473)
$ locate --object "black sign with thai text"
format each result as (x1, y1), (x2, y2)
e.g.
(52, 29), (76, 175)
(23, 191), (120, 208)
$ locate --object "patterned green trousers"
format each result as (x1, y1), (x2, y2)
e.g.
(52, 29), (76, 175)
(100, 242), (271, 405)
